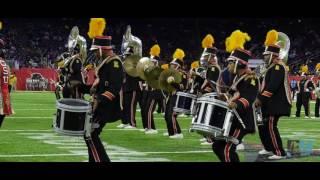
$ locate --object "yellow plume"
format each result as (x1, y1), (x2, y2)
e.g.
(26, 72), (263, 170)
(316, 63), (320, 71)
(161, 64), (169, 70)
(264, 30), (278, 46)
(150, 44), (161, 57)
(225, 30), (251, 53)
(301, 65), (308, 73)
(225, 37), (232, 53)
(85, 64), (94, 70)
(191, 61), (200, 69)
(173, 48), (185, 61)
(87, 18), (106, 39)
(202, 34), (214, 48)
(57, 61), (64, 68)
(0, 21), (3, 30)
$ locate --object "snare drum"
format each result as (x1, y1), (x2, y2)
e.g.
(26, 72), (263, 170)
(190, 95), (239, 144)
(53, 98), (92, 136)
(173, 92), (197, 115)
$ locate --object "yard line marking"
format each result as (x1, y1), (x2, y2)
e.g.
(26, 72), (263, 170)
(0, 150), (215, 158)
(58, 146), (87, 149)
(2, 128), (320, 133)
(6, 117), (53, 119)
(19, 132), (171, 162)
(14, 109), (55, 111)
(0, 130), (52, 132)
(0, 154), (87, 158)
(4, 115), (320, 121)
(135, 150), (213, 154)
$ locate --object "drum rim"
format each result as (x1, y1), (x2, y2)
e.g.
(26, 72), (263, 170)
(196, 97), (228, 108)
(176, 91), (197, 98)
(190, 124), (238, 144)
(190, 124), (223, 135)
(58, 98), (91, 105)
(200, 92), (218, 97)
(173, 107), (191, 113)
(57, 98), (92, 112)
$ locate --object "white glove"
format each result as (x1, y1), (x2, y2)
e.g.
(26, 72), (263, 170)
(200, 71), (206, 78)
(167, 76), (175, 83)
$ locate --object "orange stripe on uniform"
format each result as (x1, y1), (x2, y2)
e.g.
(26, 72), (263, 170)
(262, 90), (272, 97)
(104, 91), (115, 98)
(102, 91), (115, 100)
(238, 98), (249, 108)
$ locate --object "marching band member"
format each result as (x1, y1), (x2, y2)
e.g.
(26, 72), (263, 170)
(0, 39), (13, 128)
(163, 49), (188, 139)
(315, 64), (320, 118)
(212, 30), (258, 162)
(56, 26), (88, 99)
(255, 30), (292, 160)
(191, 34), (222, 145)
(84, 18), (123, 162)
(142, 44), (162, 134)
(200, 34), (222, 94)
(295, 72), (315, 118)
(119, 25), (142, 129)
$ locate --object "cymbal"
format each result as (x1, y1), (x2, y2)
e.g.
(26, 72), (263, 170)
(159, 68), (182, 93)
(136, 57), (155, 80)
(145, 66), (163, 89)
(123, 55), (141, 77)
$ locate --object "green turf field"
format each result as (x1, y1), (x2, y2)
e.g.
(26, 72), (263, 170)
(0, 91), (319, 162)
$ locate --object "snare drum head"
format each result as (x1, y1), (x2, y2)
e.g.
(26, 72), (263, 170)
(57, 98), (91, 112)
(59, 99), (89, 107)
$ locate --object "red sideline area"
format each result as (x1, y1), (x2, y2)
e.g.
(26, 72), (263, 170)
(11, 68), (95, 91)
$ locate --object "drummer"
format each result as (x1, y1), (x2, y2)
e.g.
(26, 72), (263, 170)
(163, 48), (188, 139)
(211, 30), (258, 162)
(199, 34), (222, 94)
(192, 34), (222, 145)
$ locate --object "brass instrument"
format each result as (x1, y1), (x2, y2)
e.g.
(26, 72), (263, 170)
(122, 55), (141, 77)
(159, 68), (182, 93)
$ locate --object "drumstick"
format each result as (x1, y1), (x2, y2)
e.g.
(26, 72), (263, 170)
(232, 109), (246, 129)
(209, 80), (230, 90)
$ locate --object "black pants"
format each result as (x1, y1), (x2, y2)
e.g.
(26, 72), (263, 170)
(258, 115), (286, 156)
(142, 91), (164, 130)
(291, 88), (296, 100)
(139, 90), (149, 129)
(8, 85), (12, 93)
(156, 96), (165, 113)
(0, 115), (6, 127)
(212, 124), (246, 162)
(315, 98), (320, 117)
(296, 93), (310, 117)
(164, 95), (181, 136)
(121, 90), (139, 127)
(84, 119), (110, 162)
